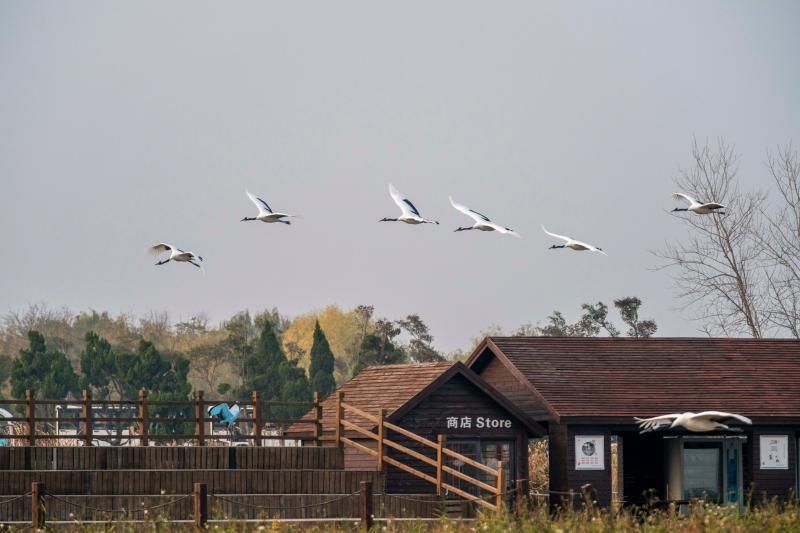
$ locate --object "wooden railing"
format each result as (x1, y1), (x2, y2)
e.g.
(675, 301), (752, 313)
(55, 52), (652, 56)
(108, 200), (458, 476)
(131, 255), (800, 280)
(0, 389), (323, 447)
(334, 391), (505, 511)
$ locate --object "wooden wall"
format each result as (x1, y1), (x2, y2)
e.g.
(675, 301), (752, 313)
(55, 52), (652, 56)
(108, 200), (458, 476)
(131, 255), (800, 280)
(0, 446), (344, 471)
(620, 431), (665, 505)
(747, 428), (798, 502)
(478, 356), (552, 421)
(564, 426), (613, 508)
(385, 373), (528, 494)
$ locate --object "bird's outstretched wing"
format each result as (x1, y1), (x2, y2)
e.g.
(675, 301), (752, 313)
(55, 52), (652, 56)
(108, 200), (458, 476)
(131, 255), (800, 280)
(701, 202), (727, 210)
(150, 243), (174, 254)
(577, 240), (608, 256)
(449, 196), (491, 223)
(389, 184), (422, 218)
(541, 226), (571, 243)
(694, 411), (752, 425)
(671, 192), (697, 205)
(488, 223), (520, 237)
(246, 190), (273, 214)
(634, 414), (681, 432)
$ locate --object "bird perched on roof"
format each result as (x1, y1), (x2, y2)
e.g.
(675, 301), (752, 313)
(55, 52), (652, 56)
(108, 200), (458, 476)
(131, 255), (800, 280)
(671, 193), (727, 215)
(208, 402), (241, 434)
(380, 184), (439, 225)
(150, 243), (204, 271)
(541, 226), (606, 255)
(634, 411), (752, 434)
(449, 196), (519, 236)
(242, 190), (296, 225)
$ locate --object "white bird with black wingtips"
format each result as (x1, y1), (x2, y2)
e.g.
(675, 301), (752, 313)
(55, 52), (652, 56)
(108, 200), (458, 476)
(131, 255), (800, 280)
(150, 243), (204, 271)
(634, 411), (752, 433)
(449, 196), (519, 236)
(380, 184), (439, 225)
(671, 193), (727, 215)
(541, 226), (607, 255)
(242, 190), (296, 225)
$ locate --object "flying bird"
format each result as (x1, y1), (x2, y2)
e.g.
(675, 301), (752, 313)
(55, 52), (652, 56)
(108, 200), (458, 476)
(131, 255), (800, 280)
(380, 184), (439, 225)
(242, 190), (296, 225)
(634, 411), (752, 434)
(541, 226), (606, 255)
(150, 243), (204, 270)
(449, 196), (519, 237)
(208, 402), (241, 436)
(671, 193), (727, 215)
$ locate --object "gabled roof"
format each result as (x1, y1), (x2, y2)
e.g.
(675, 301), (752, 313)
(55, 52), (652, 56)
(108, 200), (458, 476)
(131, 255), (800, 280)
(287, 361), (545, 436)
(467, 336), (800, 421)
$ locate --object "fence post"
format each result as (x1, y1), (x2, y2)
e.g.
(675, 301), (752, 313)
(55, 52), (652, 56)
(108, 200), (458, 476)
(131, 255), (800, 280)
(580, 483), (598, 517)
(312, 391), (322, 447)
(193, 482), (207, 529)
(251, 390), (262, 447)
(359, 480), (373, 530)
(515, 479), (528, 510)
(138, 388), (149, 447)
(25, 389), (35, 447)
(31, 481), (44, 530)
(334, 391), (344, 449)
(376, 408), (385, 472)
(436, 434), (445, 496)
(82, 389), (93, 447)
(495, 460), (505, 511)
(195, 390), (205, 446)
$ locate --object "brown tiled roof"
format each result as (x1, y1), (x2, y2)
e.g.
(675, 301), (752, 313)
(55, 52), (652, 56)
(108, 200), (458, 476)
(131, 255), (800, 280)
(287, 362), (454, 435)
(471, 337), (800, 420)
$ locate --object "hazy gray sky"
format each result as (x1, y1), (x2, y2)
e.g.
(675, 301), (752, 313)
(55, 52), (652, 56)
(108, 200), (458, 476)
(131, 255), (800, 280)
(2, 1), (799, 353)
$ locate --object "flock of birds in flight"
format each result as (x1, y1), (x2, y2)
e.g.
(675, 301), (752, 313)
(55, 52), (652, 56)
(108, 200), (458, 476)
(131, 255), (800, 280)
(149, 186), (727, 271)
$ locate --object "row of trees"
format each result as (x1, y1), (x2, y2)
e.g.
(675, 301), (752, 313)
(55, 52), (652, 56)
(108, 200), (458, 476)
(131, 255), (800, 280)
(658, 139), (800, 338)
(0, 296), (660, 403)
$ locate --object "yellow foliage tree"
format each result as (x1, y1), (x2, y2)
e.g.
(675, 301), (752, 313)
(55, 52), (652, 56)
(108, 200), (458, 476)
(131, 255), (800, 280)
(281, 306), (364, 384)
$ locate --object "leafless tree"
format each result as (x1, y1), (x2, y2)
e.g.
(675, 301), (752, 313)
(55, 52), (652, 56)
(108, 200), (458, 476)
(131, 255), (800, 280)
(758, 144), (800, 337)
(655, 138), (768, 337)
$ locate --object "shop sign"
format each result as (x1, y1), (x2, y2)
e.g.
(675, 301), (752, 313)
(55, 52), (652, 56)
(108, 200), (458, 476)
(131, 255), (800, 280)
(759, 435), (788, 469)
(444, 416), (512, 430)
(575, 435), (604, 470)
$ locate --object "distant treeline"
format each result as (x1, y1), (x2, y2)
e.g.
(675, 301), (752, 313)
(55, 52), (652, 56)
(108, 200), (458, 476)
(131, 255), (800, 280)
(0, 298), (655, 403)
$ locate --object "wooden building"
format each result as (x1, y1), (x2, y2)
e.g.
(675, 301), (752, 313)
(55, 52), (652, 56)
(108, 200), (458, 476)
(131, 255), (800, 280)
(289, 361), (545, 498)
(467, 337), (800, 507)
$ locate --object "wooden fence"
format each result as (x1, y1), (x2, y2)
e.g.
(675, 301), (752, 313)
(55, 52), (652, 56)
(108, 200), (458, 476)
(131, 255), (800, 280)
(0, 389), (323, 446)
(334, 391), (505, 511)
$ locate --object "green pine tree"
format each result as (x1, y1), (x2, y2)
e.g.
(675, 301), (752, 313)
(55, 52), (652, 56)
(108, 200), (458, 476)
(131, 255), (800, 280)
(11, 331), (80, 401)
(244, 319), (311, 419)
(309, 321), (336, 399)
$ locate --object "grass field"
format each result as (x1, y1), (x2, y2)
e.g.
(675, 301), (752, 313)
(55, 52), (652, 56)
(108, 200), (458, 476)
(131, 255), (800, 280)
(10, 500), (799, 532)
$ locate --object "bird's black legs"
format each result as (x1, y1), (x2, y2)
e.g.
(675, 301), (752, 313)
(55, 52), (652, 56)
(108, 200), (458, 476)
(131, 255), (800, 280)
(454, 226), (473, 232)
(190, 261), (201, 268)
(155, 259), (170, 266)
(379, 218), (398, 222)
(549, 245), (565, 249)
(280, 220), (291, 225)
(241, 217), (256, 222)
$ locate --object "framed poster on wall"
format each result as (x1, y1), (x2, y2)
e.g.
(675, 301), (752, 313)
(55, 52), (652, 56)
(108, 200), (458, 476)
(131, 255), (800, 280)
(760, 435), (788, 469)
(575, 435), (604, 470)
